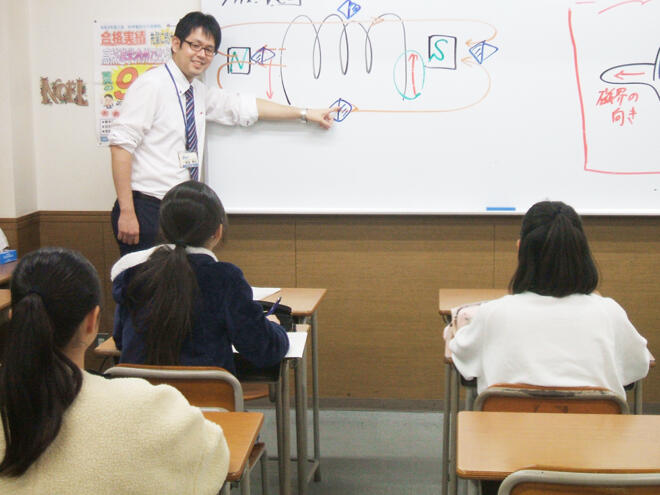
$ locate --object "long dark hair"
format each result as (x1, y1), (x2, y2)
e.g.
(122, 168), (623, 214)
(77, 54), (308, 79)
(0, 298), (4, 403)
(0, 248), (101, 476)
(126, 181), (226, 365)
(509, 201), (598, 297)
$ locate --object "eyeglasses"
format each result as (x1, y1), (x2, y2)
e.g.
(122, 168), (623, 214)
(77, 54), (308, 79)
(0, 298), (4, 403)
(182, 39), (216, 57)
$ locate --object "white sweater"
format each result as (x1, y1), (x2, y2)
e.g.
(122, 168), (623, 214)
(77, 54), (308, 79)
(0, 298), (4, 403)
(0, 371), (229, 494)
(449, 292), (651, 398)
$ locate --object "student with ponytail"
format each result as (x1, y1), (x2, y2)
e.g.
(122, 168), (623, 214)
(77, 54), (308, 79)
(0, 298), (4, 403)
(0, 248), (229, 494)
(111, 180), (289, 373)
(449, 201), (650, 399)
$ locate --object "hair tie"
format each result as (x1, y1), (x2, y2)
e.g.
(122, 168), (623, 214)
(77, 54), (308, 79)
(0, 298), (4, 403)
(25, 288), (44, 299)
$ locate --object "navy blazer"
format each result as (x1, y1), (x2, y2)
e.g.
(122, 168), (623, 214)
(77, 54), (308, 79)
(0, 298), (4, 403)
(113, 252), (289, 375)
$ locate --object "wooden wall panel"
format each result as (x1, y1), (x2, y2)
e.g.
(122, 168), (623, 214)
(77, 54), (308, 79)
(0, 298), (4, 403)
(216, 215), (297, 288)
(493, 218), (519, 287)
(39, 212), (115, 341)
(100, 220), (121, 337)
(0, 213), (40, 255)
(2, 211), (658, 405)
(295, 216), (494, 399)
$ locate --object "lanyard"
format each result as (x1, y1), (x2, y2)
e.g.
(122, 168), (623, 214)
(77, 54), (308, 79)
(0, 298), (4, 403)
(164, 63), (190, 136)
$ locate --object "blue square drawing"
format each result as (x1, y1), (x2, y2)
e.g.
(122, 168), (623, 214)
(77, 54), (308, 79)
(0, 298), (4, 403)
(337, 0), (361, 20)
(227, 47), (251, 74)
(251, 46), (276, 66)
(469, 41), (499, 65)
(330, 98), (353, 122)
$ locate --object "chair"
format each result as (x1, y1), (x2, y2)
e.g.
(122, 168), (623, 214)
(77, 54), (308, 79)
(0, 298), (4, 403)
(94, 337), (273, 403)
(105, 364), (267, 495)
(498, 469), (660, 494)
(473, 383), (629, 414)
(93, 336), (121, 371)
(468, 384), (630, 495)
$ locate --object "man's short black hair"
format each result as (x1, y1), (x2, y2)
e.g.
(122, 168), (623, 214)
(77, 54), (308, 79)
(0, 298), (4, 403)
(174, 11), (221, 51)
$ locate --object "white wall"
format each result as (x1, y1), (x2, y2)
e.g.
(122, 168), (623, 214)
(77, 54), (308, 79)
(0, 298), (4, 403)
(0, 0), (37, 217)
(1, 0), (200, 216)
(0, 0), (17, 217)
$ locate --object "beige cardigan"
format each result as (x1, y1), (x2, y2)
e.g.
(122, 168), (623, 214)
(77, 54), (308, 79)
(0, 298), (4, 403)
(0, 371), (229, 494)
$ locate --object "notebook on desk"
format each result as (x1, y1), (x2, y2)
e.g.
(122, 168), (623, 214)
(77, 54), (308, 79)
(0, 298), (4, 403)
(251, 287), (280, 300)
(234, 332), (307, 381)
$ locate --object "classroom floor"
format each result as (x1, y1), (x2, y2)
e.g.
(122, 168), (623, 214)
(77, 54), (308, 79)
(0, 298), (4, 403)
(248, 408), (445, 495)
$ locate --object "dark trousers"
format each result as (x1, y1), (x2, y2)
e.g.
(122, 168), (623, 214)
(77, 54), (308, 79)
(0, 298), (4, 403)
(111, 191), (161, 257)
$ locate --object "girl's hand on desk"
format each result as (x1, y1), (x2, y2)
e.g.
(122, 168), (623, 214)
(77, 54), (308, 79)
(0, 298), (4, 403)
(443, 323), (456, 341)
(266, 314), (280, 324)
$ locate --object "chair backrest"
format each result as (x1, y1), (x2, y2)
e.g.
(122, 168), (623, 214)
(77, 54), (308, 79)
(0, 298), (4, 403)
(474, 383), (629, 414)
(105, 364), (244, 412)
(499, 469), (660, 495)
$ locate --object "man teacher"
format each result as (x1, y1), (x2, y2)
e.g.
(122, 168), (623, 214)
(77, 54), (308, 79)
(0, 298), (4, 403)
(109, 11), (337, 255)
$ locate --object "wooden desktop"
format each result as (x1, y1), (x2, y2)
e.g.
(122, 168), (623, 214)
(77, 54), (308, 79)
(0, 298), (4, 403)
(457, 411), (660, 480)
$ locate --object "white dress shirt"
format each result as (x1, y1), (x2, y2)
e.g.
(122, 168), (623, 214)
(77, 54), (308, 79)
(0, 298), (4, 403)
(109, 59), (258, 200)
(449, 292), (651, 399)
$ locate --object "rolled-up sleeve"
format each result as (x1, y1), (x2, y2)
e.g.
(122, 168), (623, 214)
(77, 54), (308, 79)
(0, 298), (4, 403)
(607, 298), (651, 386)
(108, 76), (159, 154)
(205, 87), (258, 127)
(449, 313), (486, 381)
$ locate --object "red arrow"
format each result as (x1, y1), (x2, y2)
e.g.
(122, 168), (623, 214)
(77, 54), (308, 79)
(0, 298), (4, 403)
(266, 60), (274, 99)
(408, 53), (419, 97)
(614, 69), (645, 80)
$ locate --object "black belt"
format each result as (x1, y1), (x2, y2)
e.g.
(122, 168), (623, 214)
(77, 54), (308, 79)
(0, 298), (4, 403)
(132, 191), (161, 205)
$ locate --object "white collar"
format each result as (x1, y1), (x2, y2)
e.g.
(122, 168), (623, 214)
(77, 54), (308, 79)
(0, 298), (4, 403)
(110, 245), (218, 281)
(165, 59), (193, 95)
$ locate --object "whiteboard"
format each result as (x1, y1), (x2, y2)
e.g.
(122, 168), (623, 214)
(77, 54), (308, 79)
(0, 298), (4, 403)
(203, 0), (660, 214)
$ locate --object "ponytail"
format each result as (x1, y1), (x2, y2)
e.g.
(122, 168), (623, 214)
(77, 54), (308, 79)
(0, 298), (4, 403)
(0, 248), (99, 476)
(127, 245), (198, 365)
(125, 181), (226, 366)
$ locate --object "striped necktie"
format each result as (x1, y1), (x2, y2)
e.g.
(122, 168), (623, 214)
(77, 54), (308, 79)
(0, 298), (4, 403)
(184, 85), (198, 181)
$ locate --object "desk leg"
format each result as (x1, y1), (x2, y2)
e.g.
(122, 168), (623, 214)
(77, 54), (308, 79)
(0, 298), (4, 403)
(310, 311), (321, 482)
(240, 468), (251, 495)
(465, 384), (477, 411)
(279, 360), (291, 495)
(441, 362), (452, 495)
(449, 365), (460, 495)
(295, 354), (308, 495)
(275, 371), (284, 492)
(634, 380), (643, 414)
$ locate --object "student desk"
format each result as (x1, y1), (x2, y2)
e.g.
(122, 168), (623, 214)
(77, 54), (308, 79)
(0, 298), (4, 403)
(438, 289), (507, 495)
(0, 260), (17, 287)
(438, 288), (654, 495)
(457, 410), (660, 487)
(202, 411), (264, 489)
(95, 330), (311, 495)
(0, 289), (9, 312)
(261, 287), (327, 491)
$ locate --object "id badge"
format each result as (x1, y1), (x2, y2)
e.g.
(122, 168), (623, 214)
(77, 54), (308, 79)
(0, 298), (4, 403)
(178, 151), (199, 169)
